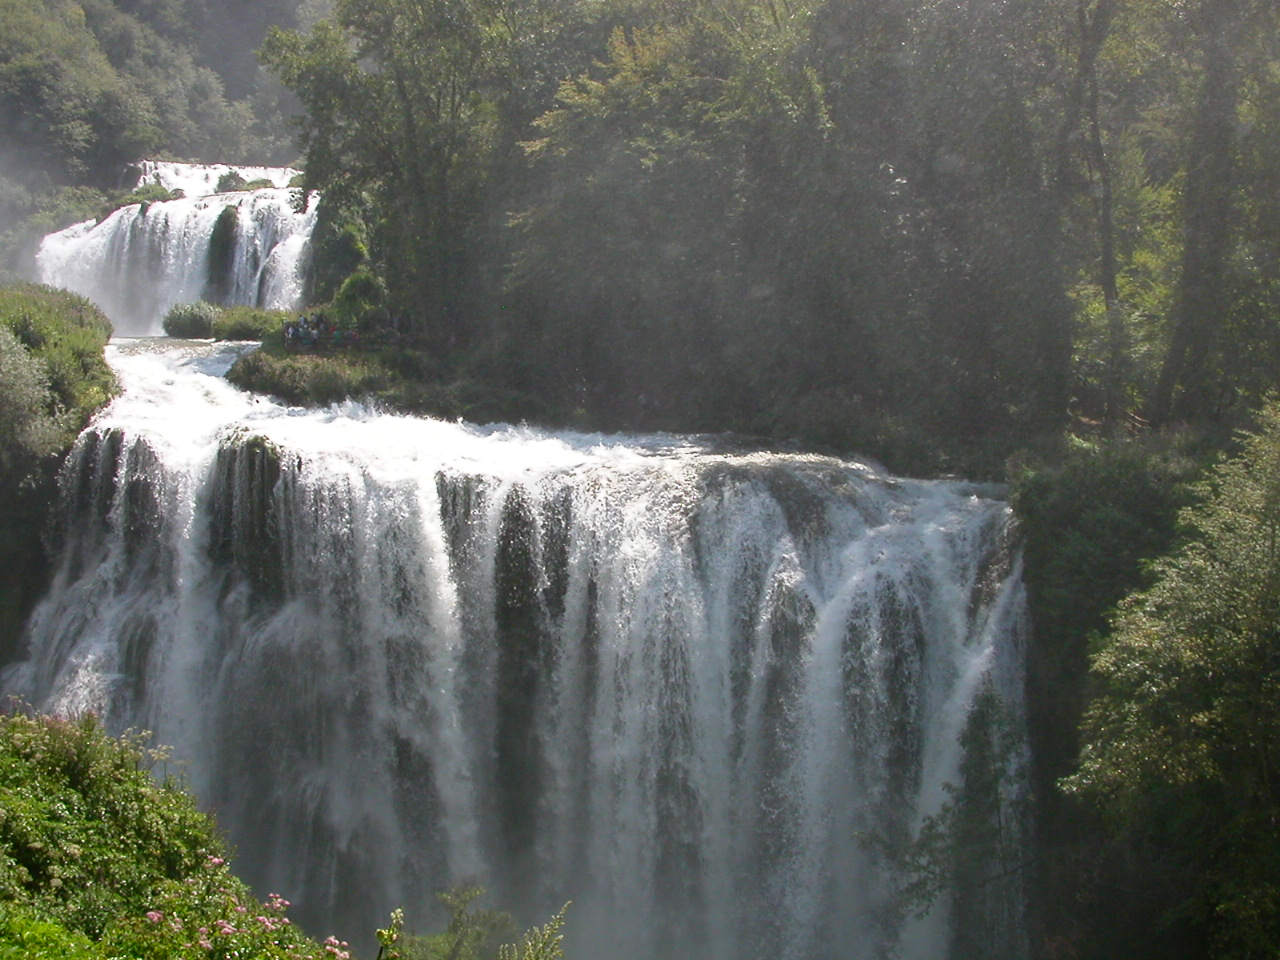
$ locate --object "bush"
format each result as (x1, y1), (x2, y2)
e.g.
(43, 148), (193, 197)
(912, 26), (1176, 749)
(0, 284), (114, 445)
(204, 207), (239, 303)
(215, 173), (276, 194)
(0, 712), (572, 960)
(103, 184), (181, 219)
(0, 283), (115, 658)
(0, 711), (336, 959)
(0, 905), (97, 959)
(332, 269), (385, 326)
(0, 326), (66, 485)
(1065, 400), (1280, 956)
(226, 349), (390, 405)
(216, 171), (247, 193)
(212, 306), (290, 342)
(162, 301), (218, 338)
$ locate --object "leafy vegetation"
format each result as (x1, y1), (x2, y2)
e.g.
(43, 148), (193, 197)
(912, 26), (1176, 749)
(213, 305), (292, 341)
(0, 710), (333, 958)
(259, 0), (1280, 476)
(160, 302), (292, 341)
(0, 0), (304, 279)
(161, 300), (218, 338)
(0, 711), (570, 960)
(1061, 400), (1280, 958)
(0, 283), (114, 674)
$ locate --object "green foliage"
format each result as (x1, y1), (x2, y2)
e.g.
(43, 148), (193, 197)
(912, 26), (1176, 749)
(401, 886), (516, 960)
(213, 172), (274, 194)
(496, 903), (569, 960)
(212, 306), (291, 342)
(1063, 398), (1280, 957)
(0, 327), (66, 487)
(0, 283), (114, 443)
(331, 269), (385, 326)
(159, 301), (290, 342)
(0, 711), (339, 960)
(0, 905), (97, 959)
(898, 686), (1026, 958)
(226, 347), (392, 406)
(217, 170), (248, 193)
(0, 283), (114, 658)
(205, 206), (239, 304)
(162, 301), (218, 338)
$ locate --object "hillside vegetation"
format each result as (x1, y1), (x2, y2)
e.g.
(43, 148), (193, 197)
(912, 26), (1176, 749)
(0, 283), (115, 659)
(0, 710), (569, 960)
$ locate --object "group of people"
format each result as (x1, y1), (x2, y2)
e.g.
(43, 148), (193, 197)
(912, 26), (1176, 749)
(283, 313), (355, 350)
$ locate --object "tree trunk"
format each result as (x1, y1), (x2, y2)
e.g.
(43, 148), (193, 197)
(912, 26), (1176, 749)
(1151, 0), (1242, 424)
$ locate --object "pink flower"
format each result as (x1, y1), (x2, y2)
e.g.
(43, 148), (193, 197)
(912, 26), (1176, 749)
(145, 911), (163, 924)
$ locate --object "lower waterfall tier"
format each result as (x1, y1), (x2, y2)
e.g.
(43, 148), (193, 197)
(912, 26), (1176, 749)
(5, 341), (1030, 960)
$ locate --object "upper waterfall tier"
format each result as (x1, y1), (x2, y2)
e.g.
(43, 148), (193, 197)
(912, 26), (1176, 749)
(36, 161), (317, 336)
(6, 341), (1030, 960)
(132, 160), (302, 196)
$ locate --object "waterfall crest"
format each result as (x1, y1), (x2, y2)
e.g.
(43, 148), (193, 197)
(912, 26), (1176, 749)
(36, 162), (316, 336)
(6, 341), (1030, 960)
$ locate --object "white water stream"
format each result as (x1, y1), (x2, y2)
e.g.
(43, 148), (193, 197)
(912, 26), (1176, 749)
(6, 339), (1030, 959)
(36, 162), (315, 336)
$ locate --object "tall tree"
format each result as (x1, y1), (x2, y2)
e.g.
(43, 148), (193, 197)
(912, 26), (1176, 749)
(1151, 0), (1247, 423)
(1066, 399), (1280, 957)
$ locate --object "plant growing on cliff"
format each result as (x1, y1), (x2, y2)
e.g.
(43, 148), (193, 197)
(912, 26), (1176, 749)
(0, 710), (337, 959)
(0, 326), (65, 488)
(1065, 398), (1280, 957)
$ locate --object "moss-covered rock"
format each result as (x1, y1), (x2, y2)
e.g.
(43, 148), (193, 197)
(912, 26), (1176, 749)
(204, 206), (239, 304)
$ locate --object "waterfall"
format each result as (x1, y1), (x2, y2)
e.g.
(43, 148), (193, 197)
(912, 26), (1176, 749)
(5, 341), (1031, 960)
(36, 162), (317, 336)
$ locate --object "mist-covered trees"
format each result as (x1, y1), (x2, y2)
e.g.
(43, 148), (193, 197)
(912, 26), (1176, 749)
(261, 0), (1280, 470)
(0, 0), (304, 279)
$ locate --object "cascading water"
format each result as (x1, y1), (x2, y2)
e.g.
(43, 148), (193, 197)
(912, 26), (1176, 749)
(35, 162), (317, 336)
(5, 341), (1031, 960)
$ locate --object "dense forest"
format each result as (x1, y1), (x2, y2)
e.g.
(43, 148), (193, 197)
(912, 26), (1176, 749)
(0, 0), (312, 278)
(2, 0), (1280, 958)
(259, 0), (1280, 473)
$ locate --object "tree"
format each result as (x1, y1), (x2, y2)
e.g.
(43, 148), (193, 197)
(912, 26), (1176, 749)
(1066, 398), (1280, 957)
(263, 0), (579, 347)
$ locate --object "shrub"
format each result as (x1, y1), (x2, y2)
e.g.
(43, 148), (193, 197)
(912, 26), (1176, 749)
(0, 905), (98, 959)
(1065, 400), (1280, 956)
(216, 171), (247, 193)
(204, 206), (239, 303)
(0, 326), (65, 485)
(0, 711), (335, 959)
(0, 284), (114, 440)
(212, 306), (290, 342)
(226, 349), (390, 405)
(162, 301), (218, 338)
(104, 184), (181, 219)
(0, 283), (115, 657)
(332, 269), (385, 325)
(0, 712), (573, 960)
